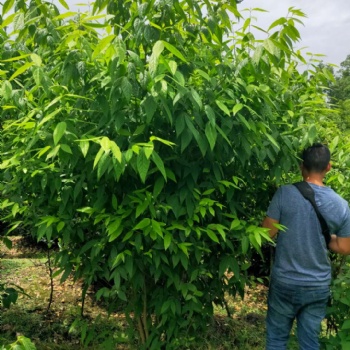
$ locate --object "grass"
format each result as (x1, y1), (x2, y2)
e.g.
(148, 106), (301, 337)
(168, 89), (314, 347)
(0, 236), (302, 349)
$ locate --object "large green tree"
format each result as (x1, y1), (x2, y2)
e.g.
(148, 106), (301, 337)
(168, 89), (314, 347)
(0, 0), (332, 347)
(325, 55), (350, 132)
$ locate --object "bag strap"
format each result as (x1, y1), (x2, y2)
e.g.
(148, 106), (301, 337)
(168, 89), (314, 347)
(293, 181), (331, 246)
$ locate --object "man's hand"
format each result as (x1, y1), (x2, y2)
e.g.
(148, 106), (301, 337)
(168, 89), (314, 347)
(328, 234), (350, 255)
(262, 216), (279, 239)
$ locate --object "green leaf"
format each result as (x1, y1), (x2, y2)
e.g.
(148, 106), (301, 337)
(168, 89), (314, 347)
(205, 122), (217, 151)
(205, 105), (216, 126)
(268, 17), (287, 31)
(164, 233), (172, 250)
(2, 237), (12, 249)
(17, 335), (36, 350)
(341, 320), (350, 330)
(237, 113), (251, 130)
(13, 11), (25, 31)
(215, 100), (231, 116)
(9, 62), (34, 81)
(195, 69), (210, 81)
(1, 54), (31, 62)
(121, 77), (132, 101)
(46, 145), (60, 160)
(241, 236), (249, 254)
(233, 103), (244, 115)
(1, 12), (16, 27)
(178, 243), (189, 257)
(2, 0), (15, 15)
(33, 67), (44, 86)
(97, 152), (110, 179)
(168, 60), (177, 75)
(108, 226), (123, 243)
(133, 218), (151, 230)
(31, 53), (42, 66)
(58, 0), (69, 10)
(53, 11), (77, 20)
(2, 80), (12, 100)
(206, 229), (219, 243)
(110, 141), (122, 163)
(265, 133), (280, 150)
(107, 218), (122, 239)
(150, 136), (175, 147)
(153, 177), (164, 198)
(92, 34), (115, 59)
(151, 219), (163, 237)
(100, 136), (110, 152)
(149, 40), (165, 76)
(79, 140), (89, 158)
(329, 136), (339, 153)
(57, 222), (65, 233)
(53, 122), (67, 145)
(263, 39), (280, 57)
(190, 88), (202, 110)
(142, 95), (157, 123)
(162, 40), (187, 62)
(137, 149), (150, 183)
(252, 45), (264, 66)
(308, 124), (317, 144)
(60, 144), (72, 154)
(93, 147), (104, 169)
(174, 71), (185, 86)
(151, 150), (167, 180)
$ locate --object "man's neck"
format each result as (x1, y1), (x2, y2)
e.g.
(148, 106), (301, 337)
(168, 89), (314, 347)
(303, 175), (324, 186)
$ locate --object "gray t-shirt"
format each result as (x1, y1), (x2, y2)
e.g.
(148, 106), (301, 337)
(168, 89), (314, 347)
(267, 183), (350, 286)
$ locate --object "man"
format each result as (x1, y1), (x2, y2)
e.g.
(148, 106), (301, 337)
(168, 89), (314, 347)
(262, 143), (350, 350)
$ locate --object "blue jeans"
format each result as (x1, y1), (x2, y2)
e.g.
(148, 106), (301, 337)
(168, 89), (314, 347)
(266, 279), (330, 350)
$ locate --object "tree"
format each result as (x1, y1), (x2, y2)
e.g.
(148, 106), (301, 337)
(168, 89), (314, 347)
(332, 55), (350, 100)
(0, 0), (332, 347)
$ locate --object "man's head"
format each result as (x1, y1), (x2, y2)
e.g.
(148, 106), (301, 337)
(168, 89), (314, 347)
(301, 143), (331, 173)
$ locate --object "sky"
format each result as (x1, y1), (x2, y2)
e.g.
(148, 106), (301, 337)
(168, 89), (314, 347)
(60, 0), (350, 68)
(240, 0), (350, 68)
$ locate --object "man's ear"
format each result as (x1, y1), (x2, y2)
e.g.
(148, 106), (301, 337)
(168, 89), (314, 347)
(326, 163), (332, 172)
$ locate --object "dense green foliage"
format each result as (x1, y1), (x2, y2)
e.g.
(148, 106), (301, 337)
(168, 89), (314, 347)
(0, 0), (343, 348)
(0, 336), (37, 350)
(325, 55), (350, 132)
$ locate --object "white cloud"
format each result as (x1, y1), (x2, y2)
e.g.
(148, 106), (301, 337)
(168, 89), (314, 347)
(241, 0), (350, 66)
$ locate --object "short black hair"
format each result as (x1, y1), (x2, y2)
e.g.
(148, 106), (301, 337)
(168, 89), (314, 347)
(301, 143), (330, 172)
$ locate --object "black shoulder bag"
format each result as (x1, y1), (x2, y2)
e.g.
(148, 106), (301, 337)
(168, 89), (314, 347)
(293, 181), (331, 246)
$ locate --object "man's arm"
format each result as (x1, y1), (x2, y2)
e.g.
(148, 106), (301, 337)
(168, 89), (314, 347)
(262, 216), (279, 239)
(328, 234), (350, 255)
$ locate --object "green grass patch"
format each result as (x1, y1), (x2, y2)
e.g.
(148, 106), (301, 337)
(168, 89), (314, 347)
(0, 258), (39, 275)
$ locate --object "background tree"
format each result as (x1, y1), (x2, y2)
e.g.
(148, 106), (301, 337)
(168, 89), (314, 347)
(322, 55), (350, 132)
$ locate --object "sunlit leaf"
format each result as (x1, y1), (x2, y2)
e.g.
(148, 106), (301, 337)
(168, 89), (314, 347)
(58, 0), (69, 10)
(162, 41), (187, 62)
(13, 11), (24, 31)
(9, 62), (34, 81)
(110, 141), (122, 163)
(149, 40), (164, 76)
(53, 122), (67, 145)
(215, 100), (230, 116)
(79, 141), (89, 158)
